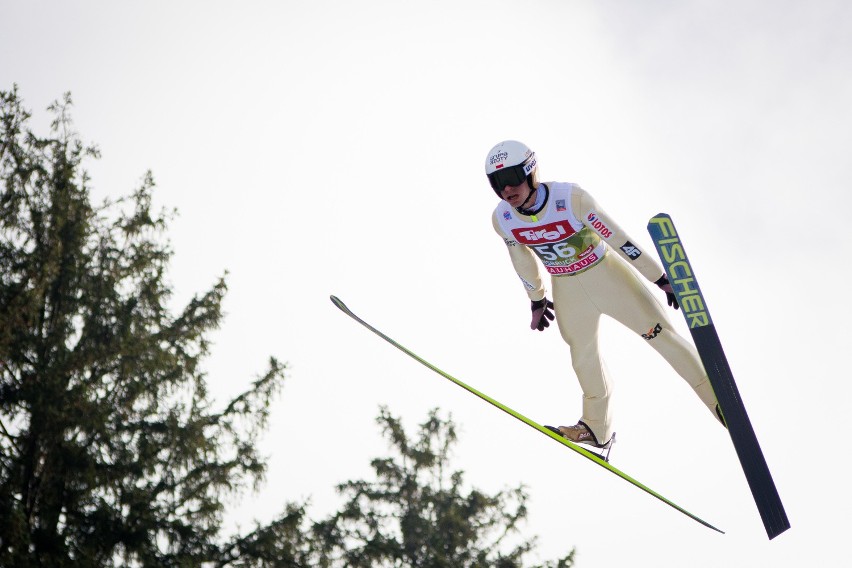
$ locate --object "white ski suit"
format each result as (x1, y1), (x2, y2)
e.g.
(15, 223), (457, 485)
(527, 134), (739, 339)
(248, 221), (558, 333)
(492, 182), (720, 443)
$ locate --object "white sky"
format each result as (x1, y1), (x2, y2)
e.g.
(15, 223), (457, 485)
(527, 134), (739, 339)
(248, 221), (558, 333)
(3, 1), (852, 566)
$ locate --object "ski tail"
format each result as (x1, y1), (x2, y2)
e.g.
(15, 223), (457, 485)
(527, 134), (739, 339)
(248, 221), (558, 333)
(647, 213), (790, 539)
(330, 295), (724, 534)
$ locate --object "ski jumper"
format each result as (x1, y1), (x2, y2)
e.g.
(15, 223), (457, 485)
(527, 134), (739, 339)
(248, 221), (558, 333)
(493, 182), (719, 443)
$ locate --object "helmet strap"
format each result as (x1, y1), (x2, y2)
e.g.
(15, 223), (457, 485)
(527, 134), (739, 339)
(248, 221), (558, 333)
(518, 180), (536, 209)
(516, 182), (548, 216)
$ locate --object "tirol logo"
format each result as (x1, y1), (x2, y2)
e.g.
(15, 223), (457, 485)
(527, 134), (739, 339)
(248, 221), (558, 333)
(511, 221), (576, 244)
(587, 212), (613, 239)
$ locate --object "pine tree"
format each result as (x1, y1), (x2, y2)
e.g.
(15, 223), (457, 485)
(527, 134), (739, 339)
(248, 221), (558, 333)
(310, 407), (576, 568)
(0, 86), (292, 567)
(1, 86), (578, 567)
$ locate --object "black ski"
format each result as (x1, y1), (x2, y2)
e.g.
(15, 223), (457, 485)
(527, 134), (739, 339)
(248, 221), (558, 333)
(331, 295), (723, 534)
(647, 213), (790, 539)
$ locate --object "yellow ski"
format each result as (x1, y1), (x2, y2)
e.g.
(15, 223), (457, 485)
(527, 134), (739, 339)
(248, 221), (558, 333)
(331, 295), (723, 534)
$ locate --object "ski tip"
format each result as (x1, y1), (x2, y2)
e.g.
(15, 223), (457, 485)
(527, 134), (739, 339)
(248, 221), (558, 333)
(329, 295), (346, 310)
(647, 212), (671, 225)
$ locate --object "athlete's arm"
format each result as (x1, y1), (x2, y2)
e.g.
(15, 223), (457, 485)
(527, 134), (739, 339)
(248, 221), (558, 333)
(492, 210), (547, 301)
(571, 186), (664, 282)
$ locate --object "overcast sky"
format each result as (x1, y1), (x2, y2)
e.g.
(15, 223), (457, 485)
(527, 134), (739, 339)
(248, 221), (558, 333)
(3, 1), (851, 566)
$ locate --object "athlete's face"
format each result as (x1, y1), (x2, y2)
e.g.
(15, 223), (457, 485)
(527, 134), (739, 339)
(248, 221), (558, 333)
(500, 180), (534, 208)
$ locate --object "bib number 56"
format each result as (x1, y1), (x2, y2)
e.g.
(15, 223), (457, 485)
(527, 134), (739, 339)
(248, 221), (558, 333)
(532, 242), (577, 261)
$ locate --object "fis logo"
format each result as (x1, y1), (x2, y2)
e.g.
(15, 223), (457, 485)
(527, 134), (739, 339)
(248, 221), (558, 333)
(512, 221), (576, 244)
(503, 210), (512, 220)
(620, 241), (642, 259)
(642, 323), (663, 340)
(556, 199), (566, 211)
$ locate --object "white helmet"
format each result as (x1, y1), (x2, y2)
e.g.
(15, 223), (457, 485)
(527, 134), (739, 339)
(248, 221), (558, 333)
(484, 140), (537, 195)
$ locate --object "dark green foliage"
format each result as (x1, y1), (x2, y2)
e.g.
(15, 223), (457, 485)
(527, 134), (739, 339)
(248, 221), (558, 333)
(309, 407), (575, 568)
(0, 86), (576, 567)
(0, 86), (292, 567)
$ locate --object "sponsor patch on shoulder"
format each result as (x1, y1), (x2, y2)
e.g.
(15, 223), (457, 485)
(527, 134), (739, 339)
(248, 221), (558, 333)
(503, 210), (512, 220)
(620, 241), (642, 259)
(556, 199), (566, 211)
(586, 212), (613, 238)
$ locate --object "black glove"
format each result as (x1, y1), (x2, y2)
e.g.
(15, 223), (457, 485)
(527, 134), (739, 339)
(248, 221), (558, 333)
(654, 274), (679, 310)
(530, 298), (555, 331)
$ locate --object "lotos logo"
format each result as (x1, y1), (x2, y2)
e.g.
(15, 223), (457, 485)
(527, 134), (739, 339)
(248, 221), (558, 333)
(587, 212), (613, 239)
(511, 221), (576, 244)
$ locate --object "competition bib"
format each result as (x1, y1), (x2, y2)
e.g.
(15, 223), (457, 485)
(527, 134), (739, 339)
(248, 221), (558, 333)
(497, 184), (607, 276)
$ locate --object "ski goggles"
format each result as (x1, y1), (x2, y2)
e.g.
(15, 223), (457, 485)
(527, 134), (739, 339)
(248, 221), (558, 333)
(487, 156), (536, 194)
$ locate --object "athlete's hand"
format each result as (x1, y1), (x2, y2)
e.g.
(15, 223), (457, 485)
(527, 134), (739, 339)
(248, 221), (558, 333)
(655, 274), (679, 310)
(530, 298), (555, 331)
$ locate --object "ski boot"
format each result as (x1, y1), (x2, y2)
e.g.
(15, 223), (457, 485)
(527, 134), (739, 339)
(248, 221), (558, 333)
(544, 422), (615, 461)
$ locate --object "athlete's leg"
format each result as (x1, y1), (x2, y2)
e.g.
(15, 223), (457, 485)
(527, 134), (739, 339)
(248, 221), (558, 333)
(551, 273), (614, 443)
(585, 255), (722, 423)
